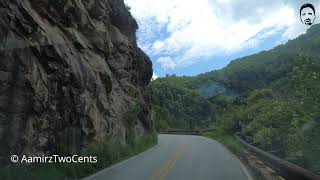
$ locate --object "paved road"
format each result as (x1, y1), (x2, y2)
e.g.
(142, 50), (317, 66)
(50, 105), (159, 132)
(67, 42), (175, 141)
(83, 134), (251, 180)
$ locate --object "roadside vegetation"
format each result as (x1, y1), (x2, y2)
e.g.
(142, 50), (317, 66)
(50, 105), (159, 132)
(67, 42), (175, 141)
(203, 129), (244, 157)
(0, 133), (158, 180)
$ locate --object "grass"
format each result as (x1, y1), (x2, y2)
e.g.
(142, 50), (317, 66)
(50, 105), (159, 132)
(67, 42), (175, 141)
(203, 129), (245, 156)
(0, 133), (158, 180)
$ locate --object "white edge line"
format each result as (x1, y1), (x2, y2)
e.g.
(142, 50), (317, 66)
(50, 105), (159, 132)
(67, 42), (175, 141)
(239, 158), (254, 180)
(82, 144), (159, 180)
(202, 136), (253, 180)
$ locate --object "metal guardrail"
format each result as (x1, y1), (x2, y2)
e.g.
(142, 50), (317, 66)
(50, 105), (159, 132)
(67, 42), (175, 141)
(235, 135), (320, 180)
(158, 130), (201, 135)
(201, 128), (216, 133)
(158, 128), (215, 135)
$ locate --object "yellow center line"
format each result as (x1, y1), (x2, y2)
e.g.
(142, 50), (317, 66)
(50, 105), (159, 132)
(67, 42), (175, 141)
(159, 146), (185, 180)
(150, 144), (187, 180)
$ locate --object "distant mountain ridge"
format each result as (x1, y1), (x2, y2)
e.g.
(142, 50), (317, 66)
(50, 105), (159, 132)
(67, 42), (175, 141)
(195, 23), (320, 93)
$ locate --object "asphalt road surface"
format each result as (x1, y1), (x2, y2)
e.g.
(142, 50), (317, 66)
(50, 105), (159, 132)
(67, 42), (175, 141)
(83, 134), (251, 180)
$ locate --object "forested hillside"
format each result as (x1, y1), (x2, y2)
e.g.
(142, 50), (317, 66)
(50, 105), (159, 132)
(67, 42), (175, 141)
(149, 24), (320, 174)
(150, 77), (214, 131)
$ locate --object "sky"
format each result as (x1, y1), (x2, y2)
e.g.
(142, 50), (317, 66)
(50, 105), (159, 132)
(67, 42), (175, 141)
(124, 0), (320, 79)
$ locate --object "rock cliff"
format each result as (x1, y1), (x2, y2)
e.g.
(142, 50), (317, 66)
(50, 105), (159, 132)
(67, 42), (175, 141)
(0, 0), (152, 163)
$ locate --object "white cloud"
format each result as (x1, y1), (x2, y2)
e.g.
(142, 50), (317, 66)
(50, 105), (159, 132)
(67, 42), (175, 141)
(125, 0), (320, 70)
(157, 57), (176, 70)
(152, 72), (159, 81)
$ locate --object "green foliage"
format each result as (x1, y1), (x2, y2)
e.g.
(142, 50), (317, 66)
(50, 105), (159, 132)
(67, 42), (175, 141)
(247, 88), (273, 102)
(0, 134), (158, 180)
(151, 105), (171, 131)
(149, 77), (215, 131)
(210, 54), (320, 173)
(253, 127), (276, 147)
(203, 129), (245, 156)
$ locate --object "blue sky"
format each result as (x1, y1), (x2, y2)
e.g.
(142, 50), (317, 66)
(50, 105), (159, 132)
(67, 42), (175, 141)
(152, 30), (287, 77)
(125, 0), (320, 78)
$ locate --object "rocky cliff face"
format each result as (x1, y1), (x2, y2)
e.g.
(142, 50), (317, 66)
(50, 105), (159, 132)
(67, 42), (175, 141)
(0, 0), (152, 162)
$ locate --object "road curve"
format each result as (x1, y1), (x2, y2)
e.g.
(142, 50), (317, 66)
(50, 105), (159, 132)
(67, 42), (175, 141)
(83, 134), (251, 180)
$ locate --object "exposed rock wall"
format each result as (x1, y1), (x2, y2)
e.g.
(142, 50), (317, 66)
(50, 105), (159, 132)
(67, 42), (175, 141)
(0, 0), (152, 163)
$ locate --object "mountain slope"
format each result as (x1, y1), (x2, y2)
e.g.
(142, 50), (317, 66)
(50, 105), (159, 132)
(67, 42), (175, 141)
(197, 24), (320, 92)
(149, 24), (320, 173)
